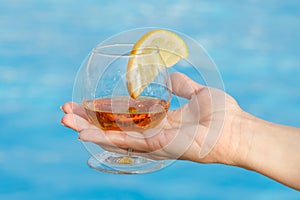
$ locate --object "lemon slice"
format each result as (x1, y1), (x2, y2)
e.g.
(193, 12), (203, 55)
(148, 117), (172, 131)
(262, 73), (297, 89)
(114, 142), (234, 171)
(127, 29), (189, 98)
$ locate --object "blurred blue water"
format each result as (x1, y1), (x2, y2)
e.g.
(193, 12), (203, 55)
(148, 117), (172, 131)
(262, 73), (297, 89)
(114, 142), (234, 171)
(1, 0), (300, 199)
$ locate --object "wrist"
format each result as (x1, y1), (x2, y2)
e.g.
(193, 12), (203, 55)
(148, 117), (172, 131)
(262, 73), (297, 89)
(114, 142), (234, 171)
(231, 111), (258, 168)
(229, 110), (272, 171)
(218, 109), (259, 168)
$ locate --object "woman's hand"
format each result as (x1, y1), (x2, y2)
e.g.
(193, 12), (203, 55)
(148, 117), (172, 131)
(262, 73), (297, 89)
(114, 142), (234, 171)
(61, 72), (243, 165)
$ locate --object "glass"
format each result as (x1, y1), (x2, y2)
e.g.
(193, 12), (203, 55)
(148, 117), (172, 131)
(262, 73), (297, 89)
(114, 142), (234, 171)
(79, 44), (171, 174)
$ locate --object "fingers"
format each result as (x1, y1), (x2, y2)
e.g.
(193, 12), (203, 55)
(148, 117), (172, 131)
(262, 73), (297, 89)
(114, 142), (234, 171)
(77, 125), (165, 156)
(170, 72), (204, 100)
(61, 113), (97, 132)
(79, 129), (129, 149)
(79, 128), (149, 152)
(60, 111), (189, 160)
(61, 112), (130, 150)
(61, 102), (88, 119)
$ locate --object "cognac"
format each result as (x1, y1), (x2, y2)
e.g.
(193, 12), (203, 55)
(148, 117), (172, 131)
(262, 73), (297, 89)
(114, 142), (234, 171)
(83, 96), (169, 132)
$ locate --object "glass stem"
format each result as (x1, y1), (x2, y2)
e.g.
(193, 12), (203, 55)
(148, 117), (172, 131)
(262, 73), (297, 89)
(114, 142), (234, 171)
(127, 148), (132, 157)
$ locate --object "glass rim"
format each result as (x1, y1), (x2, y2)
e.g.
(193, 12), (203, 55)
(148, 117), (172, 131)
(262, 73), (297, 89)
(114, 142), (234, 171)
(91, 43), (160, 58)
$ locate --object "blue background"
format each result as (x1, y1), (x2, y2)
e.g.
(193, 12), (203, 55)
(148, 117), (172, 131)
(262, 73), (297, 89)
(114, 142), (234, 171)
(1, 0), (299, 199)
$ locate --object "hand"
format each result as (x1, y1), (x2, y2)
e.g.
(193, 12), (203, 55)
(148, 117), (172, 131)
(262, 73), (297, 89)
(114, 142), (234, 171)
(61, 72), (243, 165)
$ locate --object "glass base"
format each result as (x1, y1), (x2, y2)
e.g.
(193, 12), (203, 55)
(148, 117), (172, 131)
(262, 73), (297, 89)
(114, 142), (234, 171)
(87, 151), (164, 174)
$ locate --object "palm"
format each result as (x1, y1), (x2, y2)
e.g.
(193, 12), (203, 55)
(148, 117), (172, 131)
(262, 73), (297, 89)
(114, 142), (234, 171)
(139, 84), (238, 162)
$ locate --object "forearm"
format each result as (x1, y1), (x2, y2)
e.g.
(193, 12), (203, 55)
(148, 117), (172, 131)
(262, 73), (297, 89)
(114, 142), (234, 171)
(235, 112), (300, 190)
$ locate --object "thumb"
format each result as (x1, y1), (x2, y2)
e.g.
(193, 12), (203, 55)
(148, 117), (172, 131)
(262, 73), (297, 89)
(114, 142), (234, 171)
(170, 72), (204, 100)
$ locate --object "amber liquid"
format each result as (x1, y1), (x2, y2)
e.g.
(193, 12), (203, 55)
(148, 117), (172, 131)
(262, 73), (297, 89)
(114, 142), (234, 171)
(83, 96), (169, 132)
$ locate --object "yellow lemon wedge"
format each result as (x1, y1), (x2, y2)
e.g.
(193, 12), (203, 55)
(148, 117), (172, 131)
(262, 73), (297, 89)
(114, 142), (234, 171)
(126, 29), (189, 99)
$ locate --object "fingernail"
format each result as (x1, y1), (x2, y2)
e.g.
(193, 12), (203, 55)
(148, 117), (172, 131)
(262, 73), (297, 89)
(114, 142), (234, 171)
(60, 105), (63, 111)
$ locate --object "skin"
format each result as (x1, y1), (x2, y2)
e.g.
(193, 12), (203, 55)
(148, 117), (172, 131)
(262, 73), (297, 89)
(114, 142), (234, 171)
(61, 72), (300, 191)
